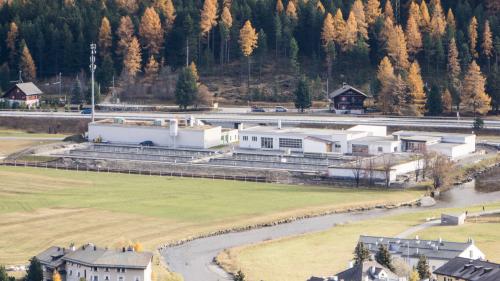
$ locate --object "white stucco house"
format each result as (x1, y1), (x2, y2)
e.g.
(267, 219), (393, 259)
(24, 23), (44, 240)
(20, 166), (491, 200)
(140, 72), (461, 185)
(36, 244), (153, 281)
(358, 236), (485, 273)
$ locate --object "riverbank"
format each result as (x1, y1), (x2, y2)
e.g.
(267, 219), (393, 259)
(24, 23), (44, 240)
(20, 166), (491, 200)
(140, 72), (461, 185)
(217, 202), (500, 281)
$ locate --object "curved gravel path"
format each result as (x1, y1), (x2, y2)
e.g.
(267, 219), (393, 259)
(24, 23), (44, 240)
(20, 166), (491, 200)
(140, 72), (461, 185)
(162, 181), (500, 281)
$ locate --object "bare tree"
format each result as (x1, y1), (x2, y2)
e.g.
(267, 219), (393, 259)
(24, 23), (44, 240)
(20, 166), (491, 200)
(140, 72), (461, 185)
(363, 157), (375, 186)
(351, 156), (364, 187)
(382, 155), (393, 188)
(430, 154), (453, 190)
(422, 150), (434, 179)
(414, 154), (422, 182)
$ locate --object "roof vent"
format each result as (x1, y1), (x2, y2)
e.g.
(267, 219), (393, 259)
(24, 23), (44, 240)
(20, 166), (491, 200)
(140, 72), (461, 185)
(94, 245), (97, 251)
(342, 82), (347, 88)
(122, 247), (126, 252)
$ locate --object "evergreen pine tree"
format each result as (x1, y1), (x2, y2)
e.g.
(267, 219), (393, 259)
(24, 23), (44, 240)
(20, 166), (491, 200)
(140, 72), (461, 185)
(175, 66), (198, 110)
(353, 242), (371, 265)
(375, 245), (394, 271)
(70, 76), (84, 105)
(417, 255), (431, 280)
(294, 76), (312, 112)
(427, 84), (443, 115)
(25, 257), (43, 281)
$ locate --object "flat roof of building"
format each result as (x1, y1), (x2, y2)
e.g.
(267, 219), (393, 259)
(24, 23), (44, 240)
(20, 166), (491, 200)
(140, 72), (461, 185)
(428, 142), (467, 150)
(393, 130), (475, 138)
(350, 136), (398, 145)
(359, 235), (473, 260)
(400, 135), (442, 142)
(240, 126), (363, 136)
(92, 118), (217, 130)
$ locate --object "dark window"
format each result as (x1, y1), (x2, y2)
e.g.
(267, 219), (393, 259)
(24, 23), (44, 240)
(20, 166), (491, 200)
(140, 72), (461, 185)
(279, 138), (302, 149)
(261, 137), (273, 149)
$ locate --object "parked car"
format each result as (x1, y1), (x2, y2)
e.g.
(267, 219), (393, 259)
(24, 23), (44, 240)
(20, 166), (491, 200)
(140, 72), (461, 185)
(140, 140), (154, 146)
(80, 108), (92, 114)
(251, 106), (265, 112)
(275, 106), (288, 112)
(139, 140), (154, 146)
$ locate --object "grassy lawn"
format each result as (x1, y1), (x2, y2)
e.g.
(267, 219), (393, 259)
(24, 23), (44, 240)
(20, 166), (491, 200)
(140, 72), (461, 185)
(218, 203), (500, 281)
(0, 166), (422, 266)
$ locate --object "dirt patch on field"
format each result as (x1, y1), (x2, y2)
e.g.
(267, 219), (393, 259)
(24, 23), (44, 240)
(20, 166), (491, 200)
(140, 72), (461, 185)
(0, 117), (88, 134)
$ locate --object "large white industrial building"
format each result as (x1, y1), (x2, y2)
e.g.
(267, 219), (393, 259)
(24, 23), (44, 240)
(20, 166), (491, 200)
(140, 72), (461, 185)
(238, 124), (476, 159)
(88, 117), (238, 149)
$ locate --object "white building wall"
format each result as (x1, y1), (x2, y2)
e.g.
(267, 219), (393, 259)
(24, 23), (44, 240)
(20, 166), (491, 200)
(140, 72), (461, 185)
(303, 139), (329, 154)
(88, 124), (172, 146)
(327, 167), (396, 182)
(65, 262), (152, 281)
(348, 125), (387, 137)
(457, 245), (485, 260)
(88, 123), (224, 149)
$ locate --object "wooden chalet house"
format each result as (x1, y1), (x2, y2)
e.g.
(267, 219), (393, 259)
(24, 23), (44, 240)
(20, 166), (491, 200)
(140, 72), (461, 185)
(329, 83), (370, 114)
(1, 82), (43, 108)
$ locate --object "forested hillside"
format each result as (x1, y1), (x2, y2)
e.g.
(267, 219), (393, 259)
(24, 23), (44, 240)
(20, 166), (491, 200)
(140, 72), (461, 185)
(0, 0), (499, 115)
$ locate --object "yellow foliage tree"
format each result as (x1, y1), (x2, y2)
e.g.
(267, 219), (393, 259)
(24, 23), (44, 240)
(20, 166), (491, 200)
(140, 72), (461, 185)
(123, 36), (142, 77)
(144, 56), (159, 83)
(386, 25), (410, 71)
(383, 0), (394, 22)
(200, 0), (218, 38)
(447, 38), (460, 80)
(407, 61), (426, 115)
(442, 88), (453, 113)
(342, 11), (358, 51)
(460, 61), (491, 115)
(52, 271), (62, 281)
(419, 0), (430, 30)
(408, 1), (421, 29)
(139, 7), (164, 57)
(276, 0), (284, 14)
(380, 16), (394, 43)
(332, 9), (346, 46)
(133, 242), (143, 252)
(406, 12), (422, 57)
(189, 61), (199, 82)
(446, 8), (455, 32)
(239, 20), (258, 92)
(430, 0), (446, 38)
(115, 0), (138, 12)
(468, 16), (478, 58)
(7, 22), (18, 51)
(285, 1), (297, 20)
(321, 12), (335, 84)
(98, 17), (112, 57)
(316, 1), (325, 14)
(351, 0), (368, 40)
(20, 44), (36, 81)
(155, 0), (176, 29)
(364, 0), (381, 26)
(377, 56), (396, 114)
(117, 16), (135, 56)
(409, 270), (420, 281)
(482, 20), (493, 59)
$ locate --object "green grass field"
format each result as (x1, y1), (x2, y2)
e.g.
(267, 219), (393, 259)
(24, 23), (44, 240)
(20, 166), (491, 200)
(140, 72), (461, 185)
(0, 166), (422, 265)
(219, 203), (500, 281)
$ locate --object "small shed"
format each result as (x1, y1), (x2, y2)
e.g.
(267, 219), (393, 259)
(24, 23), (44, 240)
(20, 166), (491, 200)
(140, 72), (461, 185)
(441, 212), (466, 225)
(2, 82), (43, 108)
(329, 83), (370, 114)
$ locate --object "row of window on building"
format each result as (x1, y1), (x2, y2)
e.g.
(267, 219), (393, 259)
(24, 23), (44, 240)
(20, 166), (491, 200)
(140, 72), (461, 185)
(242, 136), (303, 149)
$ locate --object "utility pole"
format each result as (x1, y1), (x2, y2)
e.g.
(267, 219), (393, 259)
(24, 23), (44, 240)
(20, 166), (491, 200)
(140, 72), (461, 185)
(10, 70), (23, 84)
(90, 43), (97, 123)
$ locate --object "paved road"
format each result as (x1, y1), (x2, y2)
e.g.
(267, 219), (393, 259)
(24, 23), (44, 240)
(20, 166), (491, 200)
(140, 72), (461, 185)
(162, 183), (500, 281)
(1, 111), (500, 129)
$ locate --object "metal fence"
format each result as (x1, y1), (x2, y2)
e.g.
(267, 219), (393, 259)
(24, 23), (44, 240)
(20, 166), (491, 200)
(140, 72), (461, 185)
(0, 160), (271, 183)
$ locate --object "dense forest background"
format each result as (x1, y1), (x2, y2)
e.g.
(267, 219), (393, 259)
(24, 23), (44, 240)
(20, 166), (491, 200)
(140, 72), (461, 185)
(0, 0), (498, 114)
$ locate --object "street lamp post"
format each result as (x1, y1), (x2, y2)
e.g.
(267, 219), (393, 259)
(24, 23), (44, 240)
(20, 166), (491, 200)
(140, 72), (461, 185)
(90, 43), (97, 123)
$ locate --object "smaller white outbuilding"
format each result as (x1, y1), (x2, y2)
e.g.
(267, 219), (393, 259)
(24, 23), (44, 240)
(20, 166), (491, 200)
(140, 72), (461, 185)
(393, 131), (476, 159)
